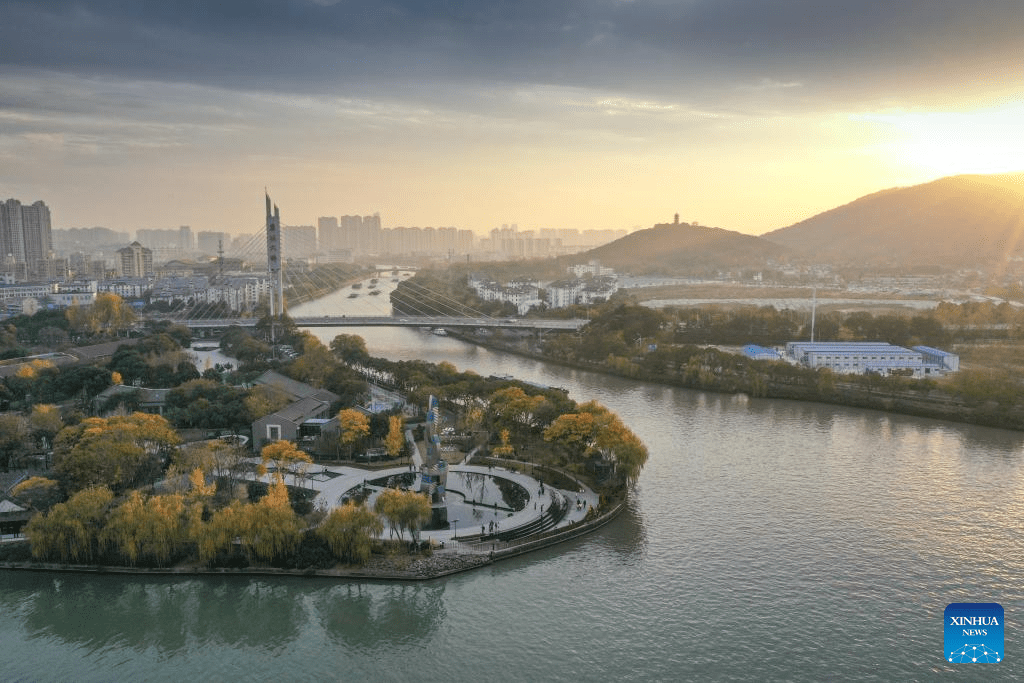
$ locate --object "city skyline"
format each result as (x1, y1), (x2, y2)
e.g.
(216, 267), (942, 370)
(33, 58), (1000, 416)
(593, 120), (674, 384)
(3, 2), (1023, 236)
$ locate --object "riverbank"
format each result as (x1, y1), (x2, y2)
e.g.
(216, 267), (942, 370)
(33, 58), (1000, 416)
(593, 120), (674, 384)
(0, 499), (625, 580)
(447, 329), (1024, 432)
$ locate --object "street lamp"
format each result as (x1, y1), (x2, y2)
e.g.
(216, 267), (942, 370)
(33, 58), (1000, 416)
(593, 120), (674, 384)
(451, 519), (459, 539)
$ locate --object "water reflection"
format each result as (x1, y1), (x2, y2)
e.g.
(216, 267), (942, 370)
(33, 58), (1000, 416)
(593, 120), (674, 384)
(0, 571), (448, 657)
(4, 574), (304, 654)
(318, 583), (446, 649)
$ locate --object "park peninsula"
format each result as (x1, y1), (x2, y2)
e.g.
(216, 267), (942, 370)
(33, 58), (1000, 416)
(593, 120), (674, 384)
(0, 320), (647, 579)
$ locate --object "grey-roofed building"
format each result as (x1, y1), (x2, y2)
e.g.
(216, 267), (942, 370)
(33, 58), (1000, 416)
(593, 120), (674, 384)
(93, 384), (172, 416)
(250, 371), (341, 451)
(253, 395), (337, 451)
(252, 370), (339, 404)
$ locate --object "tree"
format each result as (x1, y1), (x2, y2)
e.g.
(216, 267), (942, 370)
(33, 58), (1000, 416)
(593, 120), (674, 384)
(67, 292), (136, 337)
(259, 440), (312, 485)
(165, 379), (248, 430)
(25, 486), (114, 563)
(385, 415), (405, 459)
(28, 403), (63, 451)
(373, 488), (432, 546)
(53, 413), (181, 493)
(11, 476), (63, 512)
(246, 481), (303, 562)
(101, 491), (188, 566)
(286, 337), (337, 387)
(337, 408), (370, 457)
(318, 502), (383, 564)
(244, 384), (291, 421)
(0, 413), (29, 471)
(195, 499), (250, 566)
(330, 334), (370, 364)
(543, 401), (648, 485)
(491, 428), (515, 458)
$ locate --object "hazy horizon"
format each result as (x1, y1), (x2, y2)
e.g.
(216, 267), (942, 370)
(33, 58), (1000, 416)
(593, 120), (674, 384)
(4, 1), (1023, 237)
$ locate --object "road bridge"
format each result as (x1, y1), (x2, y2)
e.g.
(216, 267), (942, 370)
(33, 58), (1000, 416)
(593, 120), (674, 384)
(178, 315), (588, 332)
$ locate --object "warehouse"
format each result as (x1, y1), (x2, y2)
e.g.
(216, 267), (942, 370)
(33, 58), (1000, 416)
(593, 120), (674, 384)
(784, 341), (957, 377)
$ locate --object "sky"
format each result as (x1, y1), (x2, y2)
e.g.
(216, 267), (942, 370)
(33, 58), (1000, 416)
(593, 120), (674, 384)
(2, 0), (1023, 237)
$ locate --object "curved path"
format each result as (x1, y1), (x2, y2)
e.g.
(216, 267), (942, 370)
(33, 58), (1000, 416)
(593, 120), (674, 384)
(264, 459), (600, 546)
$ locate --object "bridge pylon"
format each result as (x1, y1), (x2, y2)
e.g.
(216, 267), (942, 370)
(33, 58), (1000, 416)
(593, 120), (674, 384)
(265, 193), (286, 335)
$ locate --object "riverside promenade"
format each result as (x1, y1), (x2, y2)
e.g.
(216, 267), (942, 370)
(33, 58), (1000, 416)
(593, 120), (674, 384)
(262, 431), (600, 549)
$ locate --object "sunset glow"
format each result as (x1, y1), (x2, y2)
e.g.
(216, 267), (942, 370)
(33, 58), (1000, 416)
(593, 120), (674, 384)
(2, 1), (1023, 236)
(858, 102), (1024, 178)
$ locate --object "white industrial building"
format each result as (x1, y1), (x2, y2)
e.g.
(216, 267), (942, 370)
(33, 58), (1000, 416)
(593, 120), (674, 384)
(785, 341), (959, 377)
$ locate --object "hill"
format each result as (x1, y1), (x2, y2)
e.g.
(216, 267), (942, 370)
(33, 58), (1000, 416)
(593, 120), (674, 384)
(761, 173), (1024, 268)
(581, 222), (791, 274)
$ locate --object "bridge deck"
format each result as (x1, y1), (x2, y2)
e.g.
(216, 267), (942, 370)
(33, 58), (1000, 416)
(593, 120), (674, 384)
(177, 315), (587, 330)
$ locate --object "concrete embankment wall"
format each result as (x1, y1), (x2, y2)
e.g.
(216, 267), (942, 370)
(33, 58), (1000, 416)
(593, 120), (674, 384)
(487, 500), (626, 562)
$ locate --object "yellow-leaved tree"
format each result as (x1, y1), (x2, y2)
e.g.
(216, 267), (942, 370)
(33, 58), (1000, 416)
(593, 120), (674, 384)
(246, 481), (302, 562)
(101, 491), (188, 567)
(25, 486), (114, 563)
(259, 440), (312, 485)
(491, 429), (515, 458)
(543, 401), (648, 485)
(337, 408), (370, 458)
(373, 488), (431, 547)
(53, 413), (181, 494)
(385, 415), (405, 459)
(319, 502), (383, 565)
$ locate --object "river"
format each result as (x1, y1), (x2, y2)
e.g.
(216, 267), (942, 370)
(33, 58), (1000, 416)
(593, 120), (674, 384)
(2, 285), (1022, 681)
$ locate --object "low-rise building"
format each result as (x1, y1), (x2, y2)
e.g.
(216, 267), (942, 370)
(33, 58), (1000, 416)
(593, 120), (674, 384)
(784, 341), (958, 377)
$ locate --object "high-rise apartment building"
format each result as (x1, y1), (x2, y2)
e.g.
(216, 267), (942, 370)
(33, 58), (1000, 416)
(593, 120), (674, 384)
(197, 231), (230, 254)
(0, 198), (53, 278)
(117, 241), (154, 277)
(178, 226), (194, 252)
(317, 216), (340, 251)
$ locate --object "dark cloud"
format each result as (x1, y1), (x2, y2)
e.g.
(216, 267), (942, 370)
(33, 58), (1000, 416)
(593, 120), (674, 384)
(2, 0), (1023, 107)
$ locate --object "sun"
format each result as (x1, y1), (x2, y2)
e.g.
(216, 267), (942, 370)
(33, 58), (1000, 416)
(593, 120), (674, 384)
(856, 101), (1024, 178)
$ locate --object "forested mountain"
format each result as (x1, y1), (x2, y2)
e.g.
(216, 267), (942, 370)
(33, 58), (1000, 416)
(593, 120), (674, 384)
(761, 173), (1024, 268)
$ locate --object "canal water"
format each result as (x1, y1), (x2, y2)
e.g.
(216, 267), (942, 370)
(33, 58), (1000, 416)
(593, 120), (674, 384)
(2, 289), (1023, 681)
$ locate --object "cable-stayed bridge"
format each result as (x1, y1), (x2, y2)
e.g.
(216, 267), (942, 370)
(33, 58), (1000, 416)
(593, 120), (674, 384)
(152, 196), (588, 334)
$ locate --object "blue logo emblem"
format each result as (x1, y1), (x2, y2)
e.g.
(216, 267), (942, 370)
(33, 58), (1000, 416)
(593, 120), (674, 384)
(945, 603), (1003, 663)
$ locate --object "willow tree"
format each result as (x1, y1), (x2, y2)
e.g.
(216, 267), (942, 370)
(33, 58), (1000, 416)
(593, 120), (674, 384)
(102, 491), (188, 566)
(195, 500), (251, 565)
(25, 486), (114, 563)
(374, 488), (431, 546)
(319, 502), (383, 565)
(246, 481), (303, 562)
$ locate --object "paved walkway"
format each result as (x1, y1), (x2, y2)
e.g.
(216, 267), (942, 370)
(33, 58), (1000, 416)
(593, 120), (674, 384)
(259, 456), (600, 546)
